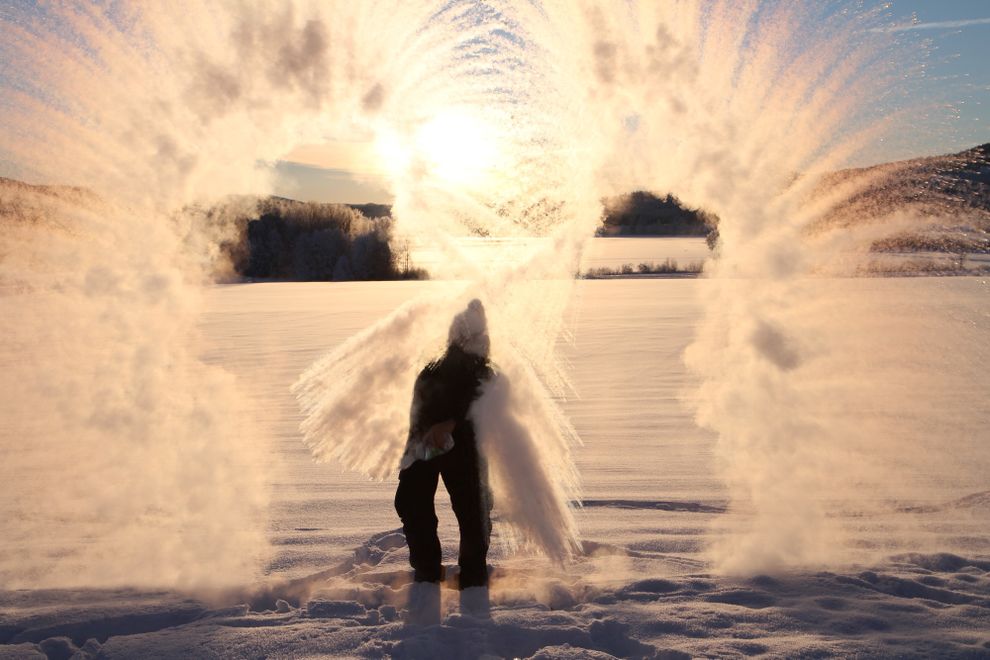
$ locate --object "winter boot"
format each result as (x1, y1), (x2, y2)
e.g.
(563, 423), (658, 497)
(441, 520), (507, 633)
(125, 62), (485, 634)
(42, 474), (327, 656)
(404, 581), (441, 626)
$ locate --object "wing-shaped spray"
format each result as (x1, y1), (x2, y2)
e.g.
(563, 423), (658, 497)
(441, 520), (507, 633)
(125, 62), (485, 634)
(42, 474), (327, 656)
(293, 288), (582, 561)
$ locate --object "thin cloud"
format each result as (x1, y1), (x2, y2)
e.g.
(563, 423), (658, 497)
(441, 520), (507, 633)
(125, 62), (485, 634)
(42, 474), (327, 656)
(870, 17), (990, 33)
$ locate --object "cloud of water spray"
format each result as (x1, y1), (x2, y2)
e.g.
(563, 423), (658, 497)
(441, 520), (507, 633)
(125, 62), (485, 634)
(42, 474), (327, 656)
(239, 0), (981, 574)
(292, 285), (583, 561)
(596, 4), (990, 572)
(538, 1), (946, 572)
(0, 1), (410, 587)
(2, 0), (983, 587)
(1, 0), (603, 584)
(291, 2), (604, 562)
(433, 1), (984, 573)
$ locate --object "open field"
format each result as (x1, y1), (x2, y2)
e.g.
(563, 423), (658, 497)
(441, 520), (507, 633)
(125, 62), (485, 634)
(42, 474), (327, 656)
(4, 276), (986, 658)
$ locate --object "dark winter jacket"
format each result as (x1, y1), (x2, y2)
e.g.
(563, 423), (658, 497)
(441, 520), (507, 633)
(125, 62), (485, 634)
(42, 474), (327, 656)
(408, 345), (494, 448)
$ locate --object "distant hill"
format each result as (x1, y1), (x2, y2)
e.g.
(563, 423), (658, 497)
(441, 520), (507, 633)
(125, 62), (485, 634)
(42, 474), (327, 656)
(606, 144), (989, 252)
(818, 143), (989, 219)
(0, 176), (103, 229)
(0, 176), (101, 203)
(813, 143), (990, 252)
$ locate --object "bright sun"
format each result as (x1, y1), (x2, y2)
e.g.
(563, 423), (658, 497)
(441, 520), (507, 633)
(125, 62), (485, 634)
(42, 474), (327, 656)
(376, 109), (502, 189)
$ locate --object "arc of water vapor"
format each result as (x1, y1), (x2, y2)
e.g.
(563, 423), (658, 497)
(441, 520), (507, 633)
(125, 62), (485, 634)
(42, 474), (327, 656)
(292, 251), (585, 561)
(292, 293), (457, 482)
(471, 358), (582, 563)
(6, 0), (974, 588)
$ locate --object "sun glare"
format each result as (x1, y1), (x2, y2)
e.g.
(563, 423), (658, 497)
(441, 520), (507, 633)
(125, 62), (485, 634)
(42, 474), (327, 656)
(375, 109), (503, 190)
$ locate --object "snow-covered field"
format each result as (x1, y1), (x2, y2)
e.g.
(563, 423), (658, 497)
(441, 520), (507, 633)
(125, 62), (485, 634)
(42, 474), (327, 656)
(2, 272), (989, 659)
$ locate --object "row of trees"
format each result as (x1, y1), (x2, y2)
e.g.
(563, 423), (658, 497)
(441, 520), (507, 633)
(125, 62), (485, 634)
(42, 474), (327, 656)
(215, 198), (425, 281)
(598, 191), (718, 238)
(200, 190), (722, 283)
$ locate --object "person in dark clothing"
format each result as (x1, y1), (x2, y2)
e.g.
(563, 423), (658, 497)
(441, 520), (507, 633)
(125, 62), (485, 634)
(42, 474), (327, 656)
(395, 299), (494, 594)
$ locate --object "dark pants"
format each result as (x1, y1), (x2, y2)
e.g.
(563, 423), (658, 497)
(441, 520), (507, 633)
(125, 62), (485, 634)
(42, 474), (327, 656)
(394, 437), (492, 589)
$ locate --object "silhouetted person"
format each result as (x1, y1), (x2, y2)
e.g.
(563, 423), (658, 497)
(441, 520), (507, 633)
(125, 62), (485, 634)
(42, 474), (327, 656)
(395, 299), (494, 621)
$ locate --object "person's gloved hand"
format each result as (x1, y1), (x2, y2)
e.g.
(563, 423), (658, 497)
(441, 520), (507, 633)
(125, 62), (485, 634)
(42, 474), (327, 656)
(422, 420), (456, 449)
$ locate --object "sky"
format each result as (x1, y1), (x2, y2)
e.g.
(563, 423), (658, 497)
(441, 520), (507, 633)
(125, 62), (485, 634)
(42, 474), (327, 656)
(1, 1), (987, 204)
(277, 0), (990, 204)
(886, 1), (990, 147)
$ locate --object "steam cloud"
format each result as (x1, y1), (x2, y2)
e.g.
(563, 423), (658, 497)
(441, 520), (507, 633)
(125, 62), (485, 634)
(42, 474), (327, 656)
(2, 0), (984, 588)
(0, 2), (378, 587)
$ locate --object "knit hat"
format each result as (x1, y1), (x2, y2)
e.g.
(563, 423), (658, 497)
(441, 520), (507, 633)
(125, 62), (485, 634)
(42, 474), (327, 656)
(448, 299), (490, 357)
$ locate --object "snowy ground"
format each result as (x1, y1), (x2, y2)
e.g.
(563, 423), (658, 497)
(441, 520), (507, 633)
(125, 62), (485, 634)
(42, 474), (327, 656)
(2, 256), (989, 657)
(410, 237), (713, 277)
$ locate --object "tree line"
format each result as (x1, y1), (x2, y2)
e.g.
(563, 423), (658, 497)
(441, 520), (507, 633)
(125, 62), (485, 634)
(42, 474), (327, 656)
(598, 191), (719, 239)
(210, 197), (426, 282)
